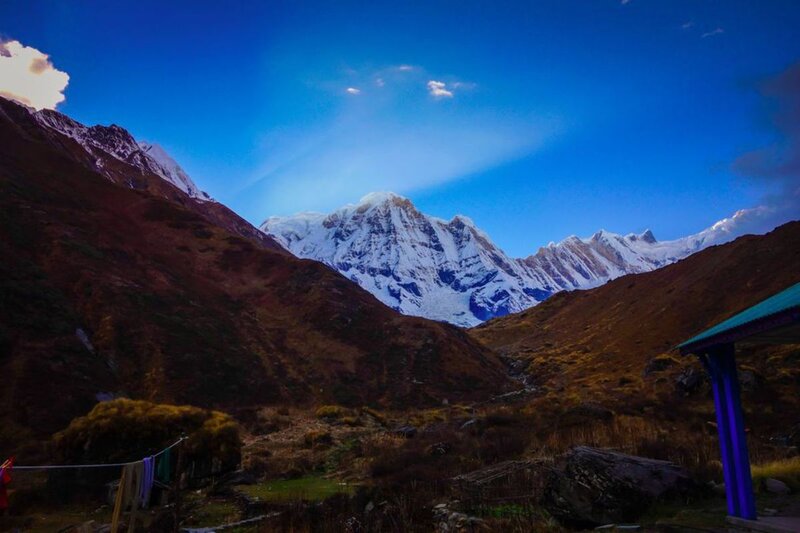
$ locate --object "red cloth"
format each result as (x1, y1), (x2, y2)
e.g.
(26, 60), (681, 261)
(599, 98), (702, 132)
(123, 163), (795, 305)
(0, 457), (13, 510)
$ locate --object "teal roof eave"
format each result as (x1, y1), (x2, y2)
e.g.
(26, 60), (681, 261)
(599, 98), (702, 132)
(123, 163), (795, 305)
(678, 282), (800, 351)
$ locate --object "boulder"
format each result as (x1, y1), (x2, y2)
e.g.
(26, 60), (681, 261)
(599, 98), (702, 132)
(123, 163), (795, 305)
(675, 367), (706, 394)
(643, 355), (677, 376)
(394, 425), (417, 438)
(543, 446), (697, 528)
(738, 369), (763, 392)
(763, 478), (791, 495)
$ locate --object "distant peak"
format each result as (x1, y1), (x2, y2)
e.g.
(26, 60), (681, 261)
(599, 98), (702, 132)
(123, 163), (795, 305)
(449, 214), (478, 228)
(640, 229), (656, 243)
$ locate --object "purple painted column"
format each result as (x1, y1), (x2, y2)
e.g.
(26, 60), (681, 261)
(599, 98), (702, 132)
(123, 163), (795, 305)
(717, 345), (757, 519)
(702, 345), (756, 520)
(702, 353), (738, 517)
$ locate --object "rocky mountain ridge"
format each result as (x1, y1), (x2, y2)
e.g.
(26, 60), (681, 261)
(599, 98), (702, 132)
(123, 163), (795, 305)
(263, 192), (779, 326)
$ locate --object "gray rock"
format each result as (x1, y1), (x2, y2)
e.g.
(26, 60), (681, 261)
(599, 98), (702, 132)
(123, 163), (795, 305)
(643, 356), (676, 375)
(433, 501), (487, 532)
(543, 446), (697, 528)
(675, 367), (705, 394)
(710, 481), (727, 497)
(738, 369), (762, 392)
(763, 478), (790, 495)
(460, 418), (477, 430)
(394, 425), (417, 438)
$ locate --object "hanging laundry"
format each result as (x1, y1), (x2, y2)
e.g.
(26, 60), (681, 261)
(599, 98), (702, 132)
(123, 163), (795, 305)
(156, 447), (171, 483)
(0, 457), (13, 513)
(139, 456), (155, 508)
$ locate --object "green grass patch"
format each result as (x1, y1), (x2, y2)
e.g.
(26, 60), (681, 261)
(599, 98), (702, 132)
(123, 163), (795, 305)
(184, 500), (240, 527)
(236, 476), (355, 503)
(479, 503), (528, 518)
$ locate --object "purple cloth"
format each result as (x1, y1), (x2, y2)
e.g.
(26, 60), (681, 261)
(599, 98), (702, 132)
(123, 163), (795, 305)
(139, 456), (155, 507)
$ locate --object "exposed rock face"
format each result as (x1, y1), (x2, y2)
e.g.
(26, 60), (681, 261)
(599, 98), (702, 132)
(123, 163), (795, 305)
(543, 446), (697, 527)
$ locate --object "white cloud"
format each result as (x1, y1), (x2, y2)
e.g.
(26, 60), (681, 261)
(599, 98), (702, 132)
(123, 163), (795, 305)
(701, 27), (724, 38)
(375, 78), (385, 87)
(345, 87), (361, 95)
(621, 0), (631, 4)
(681, 21), (694, 30)
(397, 65), (414, 71)
(427, 80), (453, 98)
(0, 40), (69, 110)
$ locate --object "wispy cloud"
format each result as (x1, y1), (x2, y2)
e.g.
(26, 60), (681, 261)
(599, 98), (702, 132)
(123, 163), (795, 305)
(620, 0), (631, 4)
(243, 66), (558, 216)
(681, 21), (695, 30)
(427, 80), (454, 98)
(397, 64), (414, 71)
(0, 39), (69, 110)
(250, 116), (555, 217)
(236, 62), (552, 217)
(701, 27), (724, 38)
(345, 87), (361, 95)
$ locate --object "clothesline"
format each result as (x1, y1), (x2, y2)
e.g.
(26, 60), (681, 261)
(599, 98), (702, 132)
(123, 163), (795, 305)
(12, 436), (187, 471)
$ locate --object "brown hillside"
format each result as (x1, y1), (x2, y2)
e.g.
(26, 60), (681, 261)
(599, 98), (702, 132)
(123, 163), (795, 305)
(0, 98), (511, 452)
(471, 222), (800, 430)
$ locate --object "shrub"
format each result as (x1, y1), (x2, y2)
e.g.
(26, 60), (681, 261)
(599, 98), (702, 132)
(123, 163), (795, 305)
(315, 405), (351, 419)
(340, 416), (362, 427)
(53, 399), (241, 476)
(303, 430), (333, 448)
(360, 406), (387, 425)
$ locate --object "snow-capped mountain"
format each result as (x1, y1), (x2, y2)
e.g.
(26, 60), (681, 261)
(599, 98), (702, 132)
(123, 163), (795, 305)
(263, 192), (541, 325)
(262, 193), (786, 326)
(31, 107), (211, 200)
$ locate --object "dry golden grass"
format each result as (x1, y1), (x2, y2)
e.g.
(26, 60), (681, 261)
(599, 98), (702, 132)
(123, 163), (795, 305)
(752, 456), (800, 491)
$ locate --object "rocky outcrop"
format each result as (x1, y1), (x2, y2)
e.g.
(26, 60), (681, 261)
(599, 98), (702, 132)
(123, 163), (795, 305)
(543, 446), (697, 527)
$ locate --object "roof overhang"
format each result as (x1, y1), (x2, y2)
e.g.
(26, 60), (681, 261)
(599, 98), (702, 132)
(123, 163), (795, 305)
(679, 307), (800, 355)
(678, 282), (800, 356)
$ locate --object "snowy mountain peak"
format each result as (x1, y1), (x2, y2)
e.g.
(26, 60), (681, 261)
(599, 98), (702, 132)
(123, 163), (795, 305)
(137, 141), (211, 200)
(263, 193), (787, 326)
(29, 105), (210, 201)
(638, 229), (657, 243)
(358, 191), (407, 205)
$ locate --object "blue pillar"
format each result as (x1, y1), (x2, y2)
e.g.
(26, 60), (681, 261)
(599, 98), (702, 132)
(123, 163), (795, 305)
(702, 344), (756, 520)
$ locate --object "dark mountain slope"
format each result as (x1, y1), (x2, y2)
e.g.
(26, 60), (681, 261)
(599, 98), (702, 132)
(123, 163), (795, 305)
(472, 221), (800, 362)
(0, 97), (510, 450)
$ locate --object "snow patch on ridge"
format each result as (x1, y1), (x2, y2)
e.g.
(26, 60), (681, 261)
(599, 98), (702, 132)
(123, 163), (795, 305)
(30, 106), (210, 201)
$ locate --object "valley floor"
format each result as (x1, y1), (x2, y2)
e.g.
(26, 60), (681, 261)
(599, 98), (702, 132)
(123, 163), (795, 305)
(3, 401), (800, 532)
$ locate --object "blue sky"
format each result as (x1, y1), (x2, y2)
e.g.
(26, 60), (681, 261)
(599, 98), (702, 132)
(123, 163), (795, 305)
(2, 0), (800, 256)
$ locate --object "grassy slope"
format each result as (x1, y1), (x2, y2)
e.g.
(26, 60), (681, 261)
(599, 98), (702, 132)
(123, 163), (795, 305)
(471, 222), (800, 458)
